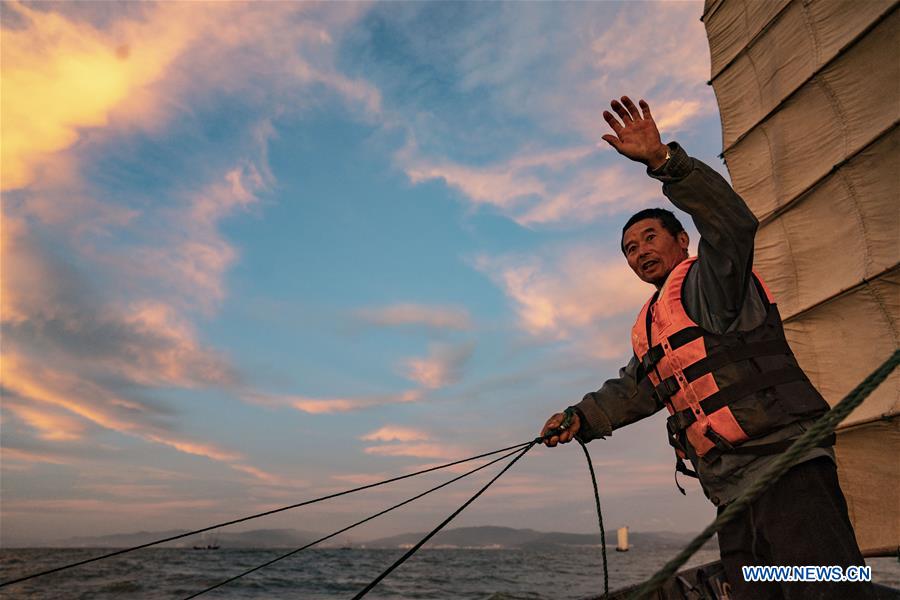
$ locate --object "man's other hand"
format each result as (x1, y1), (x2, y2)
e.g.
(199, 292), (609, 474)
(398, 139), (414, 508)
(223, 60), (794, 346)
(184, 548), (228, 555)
(600, 96), (669, 170)
(541, 411), (581, 447)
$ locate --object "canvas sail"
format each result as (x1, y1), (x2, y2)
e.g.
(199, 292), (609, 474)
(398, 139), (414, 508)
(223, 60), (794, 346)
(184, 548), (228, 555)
(702, 0), (899, 555)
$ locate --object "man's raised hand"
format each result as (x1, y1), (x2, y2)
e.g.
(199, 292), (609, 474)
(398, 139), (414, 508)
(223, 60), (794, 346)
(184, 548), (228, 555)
(601, 96), (669, 170)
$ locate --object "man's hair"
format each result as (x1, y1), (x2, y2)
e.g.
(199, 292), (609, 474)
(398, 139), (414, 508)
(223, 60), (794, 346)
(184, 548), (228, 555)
(620, 208), (685, 254)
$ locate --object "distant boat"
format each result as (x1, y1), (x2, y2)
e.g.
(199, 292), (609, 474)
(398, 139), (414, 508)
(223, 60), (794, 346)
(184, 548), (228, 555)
(193, 532), (220, 550)
(615, 527), (629, 552)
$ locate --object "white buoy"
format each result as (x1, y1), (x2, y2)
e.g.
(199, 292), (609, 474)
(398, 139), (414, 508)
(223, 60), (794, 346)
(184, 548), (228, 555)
(616, 526), (629, 552)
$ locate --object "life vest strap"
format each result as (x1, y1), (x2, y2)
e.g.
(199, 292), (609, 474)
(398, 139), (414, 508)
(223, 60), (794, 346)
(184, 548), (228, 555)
(720, 432), (837, 456)
(667, 326), (705, 350)
(682, 339), (792, 382)
(640, 344), (666, 373)
(701, 365), (806, 415)
(667, 366), (808, 433)
(651, 339), (794, 404)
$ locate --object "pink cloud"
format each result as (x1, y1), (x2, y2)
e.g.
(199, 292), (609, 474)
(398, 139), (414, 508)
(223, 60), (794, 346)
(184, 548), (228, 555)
(400, 342), (474, 389)
(363, 443), (456, 460)
(288, 389), (425, 414)
(0, 447), (71, 467)
(361, 426), (431, 443)
(475, 246), (650, 341)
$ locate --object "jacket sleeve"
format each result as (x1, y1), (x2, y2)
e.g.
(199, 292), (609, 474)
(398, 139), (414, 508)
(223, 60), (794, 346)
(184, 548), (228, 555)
(573, 354), (664, 441)
(649, 143), (760, 332)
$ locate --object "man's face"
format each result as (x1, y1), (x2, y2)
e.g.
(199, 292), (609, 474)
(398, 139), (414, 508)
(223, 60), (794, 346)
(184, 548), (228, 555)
(622, 218), (689, 287)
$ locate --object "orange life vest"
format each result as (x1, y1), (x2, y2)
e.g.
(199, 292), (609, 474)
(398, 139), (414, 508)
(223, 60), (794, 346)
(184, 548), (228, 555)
(631, 257), (830, 461)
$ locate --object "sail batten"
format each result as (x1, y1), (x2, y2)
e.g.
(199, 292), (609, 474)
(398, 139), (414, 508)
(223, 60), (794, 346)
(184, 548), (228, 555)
(781, 262), (900, 325)
(757, 122), (899, 229)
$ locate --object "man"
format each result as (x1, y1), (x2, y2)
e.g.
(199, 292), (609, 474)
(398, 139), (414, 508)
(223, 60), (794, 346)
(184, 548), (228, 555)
(541, 96), (874, 600)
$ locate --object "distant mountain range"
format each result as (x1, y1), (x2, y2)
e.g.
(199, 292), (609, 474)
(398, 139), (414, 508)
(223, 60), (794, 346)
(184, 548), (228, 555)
(53, 526), (715, 550)
(60, 528), (329, 549)
(363, 526), (710, 550)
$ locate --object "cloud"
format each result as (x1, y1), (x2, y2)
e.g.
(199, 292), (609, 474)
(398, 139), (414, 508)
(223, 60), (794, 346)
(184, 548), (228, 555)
(370, 2), (712, 228)
(474, 246), (650, 342)
(0, 1), (196, 190)
(129, 162), (270, 314)
(361, 426), (431, 442)
(0, 447), (71, 467)
(354, 303), (473, 331)
(2, 400), (89, 442)
(0, 0), (383, 487)
(400, 342), (474, 389)
(288, 389), (425, 414)
(363, 443), (455, 460)
(0, 2), (380, 192)
(330, 473), (390, 486)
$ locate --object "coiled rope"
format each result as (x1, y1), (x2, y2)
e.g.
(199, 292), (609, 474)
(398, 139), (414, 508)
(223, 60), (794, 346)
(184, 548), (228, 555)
(628, 348), (900, 600)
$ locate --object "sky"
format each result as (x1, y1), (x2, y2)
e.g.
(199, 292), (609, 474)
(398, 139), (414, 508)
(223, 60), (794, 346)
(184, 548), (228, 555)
(0, 0), (732, 547)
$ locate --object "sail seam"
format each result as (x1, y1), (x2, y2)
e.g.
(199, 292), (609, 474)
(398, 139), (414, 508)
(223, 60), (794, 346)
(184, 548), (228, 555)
(705, 0), (793, 78)
(782, 261), (900, 324)
(757, 120), (899, 228)
(836, 412), (899, 433)
(836, 169), (874, 282)
(866, 272), (899, 347)
(716, 1), (900, 155)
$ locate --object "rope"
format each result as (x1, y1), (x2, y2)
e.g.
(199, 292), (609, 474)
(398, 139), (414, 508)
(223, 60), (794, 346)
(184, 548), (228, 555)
(351, 441), (538, 599)
(560, 406), (610, 598)
(181, 444), (527, 599)
(0, 440), (532, 588)
(577, 437), (609, 599)
(628, 348), (900, 600)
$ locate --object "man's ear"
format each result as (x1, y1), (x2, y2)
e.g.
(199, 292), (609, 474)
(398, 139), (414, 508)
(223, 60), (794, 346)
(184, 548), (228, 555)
(677, 231), (690, 252)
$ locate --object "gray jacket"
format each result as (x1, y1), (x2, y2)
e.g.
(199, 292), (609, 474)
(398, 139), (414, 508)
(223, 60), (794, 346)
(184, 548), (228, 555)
(573, 142), (832, 506)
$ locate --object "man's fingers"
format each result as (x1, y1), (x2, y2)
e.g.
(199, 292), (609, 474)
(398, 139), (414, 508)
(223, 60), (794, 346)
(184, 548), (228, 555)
(639, 98), (652, 120)
(610, 99), (633, 124)
(621, 96), (641, 121)
(602, 110), (623, 134)
(601, 134), (623, 151)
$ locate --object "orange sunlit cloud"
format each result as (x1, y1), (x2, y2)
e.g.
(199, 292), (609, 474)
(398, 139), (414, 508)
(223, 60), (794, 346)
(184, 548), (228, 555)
(2, 353), (242, 463)
(0, 1), (204, 190)
(2, 400), (89, 442)
(290, 389), (424, 414)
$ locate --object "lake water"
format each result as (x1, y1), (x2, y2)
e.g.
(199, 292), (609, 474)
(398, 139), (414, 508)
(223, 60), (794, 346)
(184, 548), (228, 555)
(2, 546), (898, 599)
